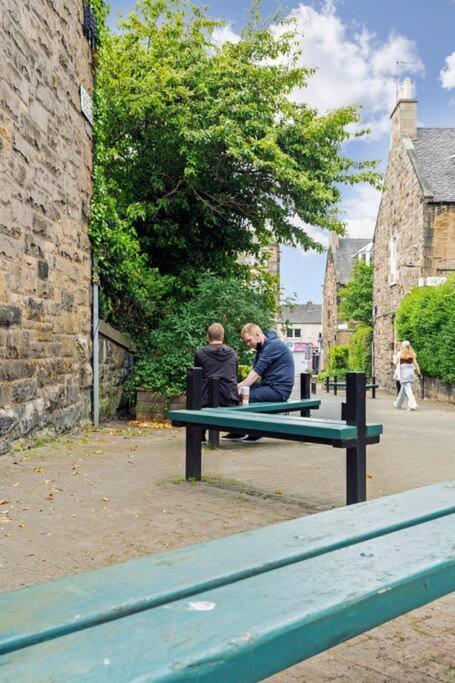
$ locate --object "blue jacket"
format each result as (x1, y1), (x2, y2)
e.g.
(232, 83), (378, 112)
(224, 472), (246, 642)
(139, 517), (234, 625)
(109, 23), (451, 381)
(253, 330), (294, 399)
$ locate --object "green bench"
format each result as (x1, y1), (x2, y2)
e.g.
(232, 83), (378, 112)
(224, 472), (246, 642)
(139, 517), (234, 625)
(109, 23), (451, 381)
(170, 370), (383, 505)
(325, 375), (379, 398)
(0, 482), (454, 681)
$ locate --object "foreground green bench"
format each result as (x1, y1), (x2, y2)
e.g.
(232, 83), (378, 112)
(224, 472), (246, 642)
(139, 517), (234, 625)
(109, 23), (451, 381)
(0, 482), (454, 681)
(170, 370), (382, 504)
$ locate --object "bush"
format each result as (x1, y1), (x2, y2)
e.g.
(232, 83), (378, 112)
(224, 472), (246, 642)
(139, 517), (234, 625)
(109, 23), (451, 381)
(348, 326), (373, 376)
(318, 345), (349, 382)
(396, 276), (455, 383)
(126, 273), (276, 398)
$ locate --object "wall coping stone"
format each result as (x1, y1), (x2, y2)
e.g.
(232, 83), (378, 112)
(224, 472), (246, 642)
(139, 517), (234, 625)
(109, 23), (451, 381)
(99, 320), (137, 353)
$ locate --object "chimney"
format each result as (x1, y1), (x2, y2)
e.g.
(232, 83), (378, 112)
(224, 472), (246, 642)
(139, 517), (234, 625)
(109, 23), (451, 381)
(390, 77), (417, 145)
(329, 231), (340, 251)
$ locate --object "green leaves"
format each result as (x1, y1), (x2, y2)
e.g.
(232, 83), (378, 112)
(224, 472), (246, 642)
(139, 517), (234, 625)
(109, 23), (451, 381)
(339, 260), (373, 326)
(396, 276), (455, 383)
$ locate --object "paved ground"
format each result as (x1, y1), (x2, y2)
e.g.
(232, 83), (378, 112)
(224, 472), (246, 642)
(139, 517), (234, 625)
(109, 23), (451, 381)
(0, 388), (454, 681)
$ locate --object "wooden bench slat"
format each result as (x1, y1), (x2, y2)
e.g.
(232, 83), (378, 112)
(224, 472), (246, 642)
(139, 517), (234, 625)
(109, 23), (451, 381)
(170, 409), (383, 440)
(221, 399), (320, 413)
(0, 482), (453, 656)
(2, 514), (454, 682)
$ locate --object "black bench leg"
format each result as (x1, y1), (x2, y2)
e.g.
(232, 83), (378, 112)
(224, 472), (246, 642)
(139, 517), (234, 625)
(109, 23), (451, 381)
(372, 376), (376, 399)
(326, 377), (329, 393)
(186, 426), (202, 480)
(208, 376), (220, 448)
(300, 372), (311, 417)
(345, 372), (367, 505)
(334, 375), (337, 396)
(185, 368), (203, 480)
(346, 444), (366, 504)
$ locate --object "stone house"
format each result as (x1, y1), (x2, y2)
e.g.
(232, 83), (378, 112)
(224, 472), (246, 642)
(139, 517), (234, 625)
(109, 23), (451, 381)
(373, 79), (455, 393)
(0, 1), (96, 454)
(322, 235), (372, 368)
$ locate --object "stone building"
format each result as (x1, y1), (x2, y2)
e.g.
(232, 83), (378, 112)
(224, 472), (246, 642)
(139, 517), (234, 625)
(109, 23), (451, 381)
(0, 0), (95, 453)
(322, 235), (371, 368)
(373, 79), (455, 391)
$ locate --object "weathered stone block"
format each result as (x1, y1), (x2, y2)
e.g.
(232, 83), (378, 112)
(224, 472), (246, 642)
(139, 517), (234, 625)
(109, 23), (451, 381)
(0, 304), (21, 327)
(0, 409), (18, 436)
(37, 260), (49, 279)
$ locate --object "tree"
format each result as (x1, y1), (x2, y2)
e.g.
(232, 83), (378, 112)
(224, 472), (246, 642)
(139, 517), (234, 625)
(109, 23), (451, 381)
(339, 260), (373, 326)
(90, 0), (381, 331)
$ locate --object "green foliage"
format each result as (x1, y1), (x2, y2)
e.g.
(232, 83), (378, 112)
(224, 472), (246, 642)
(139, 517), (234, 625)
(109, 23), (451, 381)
(126, 272), (276, 397)
(339, 260), (373, 326)
(396, 276), (455, 383)
(90, 0), (381, 334)
(318, 345), (349, 381)
(238, 364), (252, 381)
(348, 325), (372, 375)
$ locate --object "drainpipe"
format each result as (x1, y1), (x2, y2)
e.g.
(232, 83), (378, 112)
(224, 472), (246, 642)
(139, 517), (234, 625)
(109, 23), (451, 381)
(92, 257), (99, 427)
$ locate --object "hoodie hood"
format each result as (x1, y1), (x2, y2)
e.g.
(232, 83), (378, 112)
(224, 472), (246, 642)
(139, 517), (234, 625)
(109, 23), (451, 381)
(199, 344), (236, 359)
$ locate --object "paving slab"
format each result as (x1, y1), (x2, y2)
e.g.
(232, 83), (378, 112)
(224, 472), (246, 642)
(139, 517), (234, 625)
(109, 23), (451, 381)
(0, 386), (453, 681)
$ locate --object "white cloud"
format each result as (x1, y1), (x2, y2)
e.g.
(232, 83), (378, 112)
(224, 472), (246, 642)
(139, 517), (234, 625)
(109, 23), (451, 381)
(441, 52), (455, 89)
(340, 185), (381, 238)
(278, 3), (424, 139)
(212, 24), (240, 48)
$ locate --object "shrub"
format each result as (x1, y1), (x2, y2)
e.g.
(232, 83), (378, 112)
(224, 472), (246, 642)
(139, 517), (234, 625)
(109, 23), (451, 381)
(396, 276), (455, 383)
(348, 325), (373, 376)
(126, 273), (276, 398)
(318, 345), (349, 381)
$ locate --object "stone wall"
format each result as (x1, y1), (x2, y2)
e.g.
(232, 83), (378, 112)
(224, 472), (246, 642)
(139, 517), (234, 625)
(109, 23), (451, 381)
(322, 254), (337, 369)
(421, 375), (455, 406)
(424, 205), (455, 277)
(0, 0), (94, 453)
(98, 322), (135, 421)
(373, 136), (425, 390)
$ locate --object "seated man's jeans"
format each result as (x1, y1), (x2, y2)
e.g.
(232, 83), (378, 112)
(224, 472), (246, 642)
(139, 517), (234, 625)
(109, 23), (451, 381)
(249, 382), (289, 403)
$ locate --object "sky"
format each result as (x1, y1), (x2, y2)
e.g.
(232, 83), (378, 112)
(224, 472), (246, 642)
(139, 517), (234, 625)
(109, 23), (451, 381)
(107, 0), (455, 304)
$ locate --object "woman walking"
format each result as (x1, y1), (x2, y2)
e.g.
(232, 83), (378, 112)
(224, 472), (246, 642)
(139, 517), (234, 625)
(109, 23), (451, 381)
(393, 341), (421, 411)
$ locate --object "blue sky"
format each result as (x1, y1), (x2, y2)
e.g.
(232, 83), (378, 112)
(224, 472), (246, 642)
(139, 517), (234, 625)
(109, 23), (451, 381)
(107, 0), (455, 303)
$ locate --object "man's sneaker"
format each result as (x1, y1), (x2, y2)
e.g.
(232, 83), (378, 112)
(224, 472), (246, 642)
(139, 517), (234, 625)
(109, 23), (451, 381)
(241, 434), (262, 442)
(222, 433), (245, 441)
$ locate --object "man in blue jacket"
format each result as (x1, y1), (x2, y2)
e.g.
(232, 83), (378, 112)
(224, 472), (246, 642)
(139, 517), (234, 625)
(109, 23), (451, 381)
(223, 323), (295, 442)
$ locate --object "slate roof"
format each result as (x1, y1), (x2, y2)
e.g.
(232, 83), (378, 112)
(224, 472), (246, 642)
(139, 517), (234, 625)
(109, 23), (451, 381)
(281, 302), (322, 324)
(332, 238), (371, 284)
(413, 128), (455, 202)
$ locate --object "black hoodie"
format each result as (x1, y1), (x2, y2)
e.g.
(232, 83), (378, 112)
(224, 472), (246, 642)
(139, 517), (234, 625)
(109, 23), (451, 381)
(194, 344), (239, 406)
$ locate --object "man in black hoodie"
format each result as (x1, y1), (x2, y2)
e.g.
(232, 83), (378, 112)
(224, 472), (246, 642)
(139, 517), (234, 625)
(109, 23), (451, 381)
(194, 323), (239, 409)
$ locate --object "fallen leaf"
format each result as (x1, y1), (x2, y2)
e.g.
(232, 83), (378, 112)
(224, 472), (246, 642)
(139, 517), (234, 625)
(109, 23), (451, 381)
(102, 496), (110, 502)
(33, 467), (45, 474)
(46, 494), (54, 501)
(4, 532), (15, 537)
(273, 490), (283, 495)
(0, 516), (10, 525)
(95, 450), (103, 454)
(11, 482), (19, 487)
(367, 474), (373, 479)
(0, 499), (10, 505)
(18, 522), (25, 528)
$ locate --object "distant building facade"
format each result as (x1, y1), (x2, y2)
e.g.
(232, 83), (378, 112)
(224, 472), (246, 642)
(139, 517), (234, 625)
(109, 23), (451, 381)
(0, 1), (95, 453)
(322, 235), (372, 368)
(280, 301), (322, 373)
(373, 79), (455, 390)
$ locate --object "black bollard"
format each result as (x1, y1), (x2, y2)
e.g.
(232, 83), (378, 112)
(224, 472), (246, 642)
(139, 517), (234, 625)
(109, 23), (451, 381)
(300, 372), (311, 417)
(208, 377), (220, 448)
(345, 372), (367, 505)
(185, 368), (203, 480)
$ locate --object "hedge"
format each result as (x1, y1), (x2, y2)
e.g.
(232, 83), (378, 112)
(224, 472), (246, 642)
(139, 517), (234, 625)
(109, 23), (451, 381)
(396, 275), (455, 383)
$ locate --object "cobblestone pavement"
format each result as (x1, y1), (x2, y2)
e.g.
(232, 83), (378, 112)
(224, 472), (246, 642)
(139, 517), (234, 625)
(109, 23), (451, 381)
(0, 388), (453, 680)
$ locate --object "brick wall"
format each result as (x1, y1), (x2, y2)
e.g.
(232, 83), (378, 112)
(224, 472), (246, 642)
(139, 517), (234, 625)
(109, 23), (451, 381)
(0, 0), (93, 453)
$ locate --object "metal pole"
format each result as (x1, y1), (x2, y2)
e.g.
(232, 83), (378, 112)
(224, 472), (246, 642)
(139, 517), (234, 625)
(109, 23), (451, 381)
(185, 368), (202, 480)
(92, 258), (99, 428)
(334, 375), (337, 396)
(345, 372), (367, 505)
(208, 377), (220, 447)
(372, 375), (376, 399)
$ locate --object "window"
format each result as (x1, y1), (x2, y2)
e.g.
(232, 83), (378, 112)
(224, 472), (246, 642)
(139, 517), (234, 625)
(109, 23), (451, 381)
(294, 328), (301, 338)
(286, 328), (293, 337)
(388, 236), (398, 285)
